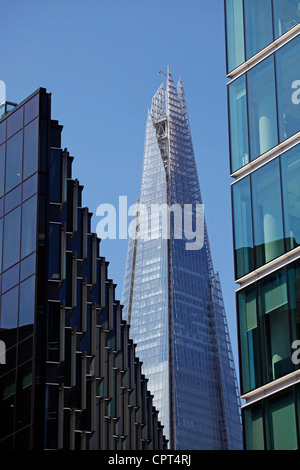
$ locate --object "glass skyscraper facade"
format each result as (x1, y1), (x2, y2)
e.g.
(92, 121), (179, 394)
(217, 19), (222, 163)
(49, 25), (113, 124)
(122, 70), (242, 450)
(225, 0), (300, 450)
(0, 88), (167, 450)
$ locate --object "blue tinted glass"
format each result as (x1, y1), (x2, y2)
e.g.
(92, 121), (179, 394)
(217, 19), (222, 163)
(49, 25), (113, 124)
(0, 198), (3, 218)
(20, 253), (36, 282)
(0, 285), (19, 329)
(0, 143), (4, 197)
(0, 120), (5, 145)
(229, 75), (249, 172)
(4, 185), (21, 215)
(19, 275), (35, 326)
(276, 35), (300, 143)
(232, 177), (254, 278)
(22, 172), (38, 202)
(248, 56), (278, 160)
(251, 159), (284, 267)
(21, 195), (37, 259)
(273, 0), (300, 39)
(24, 94), (39, 125)
(23, 118), (38, 180)
(225, 0), (245, 72)
(6, 107), (23, 139)
(244, 0), (273, 59)
(2, 264), (19, 294)
(3, 206), (21, 271)
(0, 218), (2, 273)
(281, 145), (300, 251)
(238, 286), (260, 393)
(6, 130), (23, 193)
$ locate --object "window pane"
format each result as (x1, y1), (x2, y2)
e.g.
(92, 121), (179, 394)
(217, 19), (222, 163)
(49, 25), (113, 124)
(248, 56), (278, 160)
(232, 177), (254, 278)
(23, 118), (38, 180)
(273, 0), (300, 39)
(20, 253), (36, 282)
(265, 390), (297, 450)
(281, 145), (300, 251)
(19, 275), (35, 327)
(0, 285), (19, 330)
(6, 130), (23, 193)
(6, 106), (23, 139)
(0, 218), (3, 273)
(22, 172), (38, 202)
(258, 270), (291, 384)
(243, 402), (264, 450)
(21, 195), (37, 259)
(0, 120), (6, 145)
(276, 35), (300, 143)
(48, 223), (61, 279)
(251, 159), (284, 266)
(24, 94), (39, 125)
(229, 75), (249, 172)
(288, 260), (300, 368)
(0, 143), (4, 197)
(244, 0), (273, 59)
(3, 206), (21, 271)
(2, 264), (19, 294)
(238, 286), (260, 394)
(225, 0), (245, 72)
(4, 184), (21, 215)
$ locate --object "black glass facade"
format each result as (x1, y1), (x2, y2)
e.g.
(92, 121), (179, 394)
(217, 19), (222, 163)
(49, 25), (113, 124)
(0, 89), (167, 450)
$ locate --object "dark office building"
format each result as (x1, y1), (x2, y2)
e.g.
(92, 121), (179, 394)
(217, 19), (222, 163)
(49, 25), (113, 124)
(0, 88), (167, 450)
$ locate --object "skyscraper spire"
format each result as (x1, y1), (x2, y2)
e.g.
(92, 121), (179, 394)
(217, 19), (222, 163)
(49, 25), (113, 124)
(122, 70), (242, 450)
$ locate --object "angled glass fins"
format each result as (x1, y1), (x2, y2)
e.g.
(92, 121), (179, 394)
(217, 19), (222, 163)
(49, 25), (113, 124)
(122, 69), (243, 450)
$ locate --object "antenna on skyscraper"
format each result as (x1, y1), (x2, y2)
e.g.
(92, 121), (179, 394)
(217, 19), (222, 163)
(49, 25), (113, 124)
(158, 70), (167, 78)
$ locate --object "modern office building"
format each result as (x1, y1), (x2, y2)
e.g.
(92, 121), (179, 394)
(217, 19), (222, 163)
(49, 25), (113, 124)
(0, 87), (167, 450)
(225, 0), (300, 450)
(121, 69), (243, 450)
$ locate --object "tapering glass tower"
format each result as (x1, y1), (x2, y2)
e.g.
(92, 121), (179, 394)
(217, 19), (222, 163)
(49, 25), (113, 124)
(122, 69), (242, 450)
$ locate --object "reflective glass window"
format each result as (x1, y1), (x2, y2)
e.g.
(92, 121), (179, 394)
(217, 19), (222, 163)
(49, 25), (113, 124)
(265, 389), (297, 450)
(6, 106), (23, 139)
(4, 184), (21, 215)
(21, 195), (37, 259)
(244, 0), (273, 59)
(23, 118), (38, 180)
(229, 75), (249, 172)
(22, 172), (38, 202)
(20, 253), (36, 282)
(24, 94), (39, 125)
(281, 145), (300, 251)
(238, 285), (260, 393)
(225, 0), (245, 73)
(276, 35), (300, 143)
(19, 275), (35, 327)
(6, 130), (23, 193)
(273, 0), (300, 39)
(258, 270), (291, 383)
(3, 206), (21, 271)
(2, 264), (19, 294)
(288, 260), (300, 366)
(48, 223), (61, 279)
(0, 218), (2, 273)
(243, 402), (264, 450)
(251, 159), (284, 267)
(232, 176), (254, 278)
(0, 285), (19, 330)
(0, 120), (5, 145)
(0, 143), (4, 197)
(248, 56), (278, 160)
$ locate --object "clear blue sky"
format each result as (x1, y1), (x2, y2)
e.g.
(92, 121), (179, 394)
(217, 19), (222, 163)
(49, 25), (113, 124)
(1, 1), (239, 370)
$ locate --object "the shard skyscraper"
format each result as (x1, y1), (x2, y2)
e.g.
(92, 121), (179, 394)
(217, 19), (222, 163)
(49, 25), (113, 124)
(122, 69), (242, 450)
